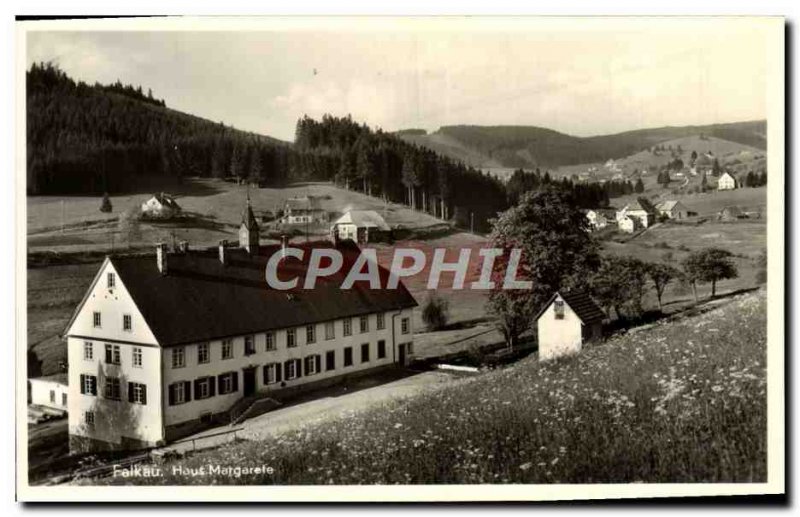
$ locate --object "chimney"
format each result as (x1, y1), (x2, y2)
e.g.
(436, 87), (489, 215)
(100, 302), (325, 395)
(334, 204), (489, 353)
(218, 240), (228, 265)
(281, 235), (289, 258)
(179, 240), (189, 253)
(156, 243), (168, 275)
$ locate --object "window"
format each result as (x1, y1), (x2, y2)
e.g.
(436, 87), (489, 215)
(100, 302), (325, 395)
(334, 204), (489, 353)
(554, 300), (565, 320)
(378, 339), (386, 359)
(84, 411), (95, 427)
(284, 359), (301, 380)
(344, 347), (353, 367)
(122, 314), (132, 332)
(304, 355), (320, 376)
(128, 382), (147, 405)
(401, 317), (410, 335)
(263, 363), (279, 385)
(93, 311), (101, 328)
(49, 390), (55, 403)
(361, 343), (370, 363)
(265, 332), (276, 351)
(325, 350), (336, 371)
(218, 372), (238, 395)
(172, 347), (185, 368)
(132, 347), (142, 368)
(325, 322), (335, 340)
(195, 377), (215, 399)
(198, 343), (210, 364)
(360, 316), (369, 333)
(80, 374), (97, 396)
(83, 342), (93, 361)
(245, 335), (256, 356)
(107, 272), (115, 289)
(222, 339), (233, 360)
(306, 325), (316, 344)
(376, 313), (386, 330)
(343, 318), (352, 336)
(170, 382), (189, 405)
(62, 393), (67, 406)
(105, 344), (120, 365)
(287, 328), (297, 348)
(104, 377), (121, 400)
(407, 343), (414, 355)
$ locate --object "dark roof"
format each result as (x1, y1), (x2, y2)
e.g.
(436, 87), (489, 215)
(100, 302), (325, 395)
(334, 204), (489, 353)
(153, 193), (180, 209)
(241, 203), (259, 230)
(535, 290), (605, 324)
(108, 240), (417, 346)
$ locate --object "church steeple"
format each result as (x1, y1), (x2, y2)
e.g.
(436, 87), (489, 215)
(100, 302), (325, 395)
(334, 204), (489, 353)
(239, 191), (260, 254)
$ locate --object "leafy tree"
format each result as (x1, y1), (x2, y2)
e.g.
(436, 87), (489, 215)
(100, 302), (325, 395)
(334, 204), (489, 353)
(700, 171), (708, 192)
(690, 150), (698, 165)
(99, 193), (113, 213)
(421, 292), (450, 331)
(590, 256), (649, 320)
(646, 262), (682, 311)
(486, 188), (599, 348)
(711, 158), (722, 177)
(682, 248), (738, 301)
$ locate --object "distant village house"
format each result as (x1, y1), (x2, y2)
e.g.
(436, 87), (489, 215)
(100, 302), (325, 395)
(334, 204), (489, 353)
(717, 171), (738, 191)
(280, 196), (328, 225)
(655, 200), (690, 220)
(332, 210), (391, 244)
(584, 209), (616, 231)
(141, 193), (181, 218)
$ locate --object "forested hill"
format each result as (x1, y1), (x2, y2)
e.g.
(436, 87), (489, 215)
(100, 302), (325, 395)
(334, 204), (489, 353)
(26, 63), (289, 195)
(398, 121), (767, 169)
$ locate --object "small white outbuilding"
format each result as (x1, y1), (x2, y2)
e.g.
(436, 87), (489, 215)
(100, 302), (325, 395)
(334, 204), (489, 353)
(29, 373), (69, 411)
(535, 291), (605, 361)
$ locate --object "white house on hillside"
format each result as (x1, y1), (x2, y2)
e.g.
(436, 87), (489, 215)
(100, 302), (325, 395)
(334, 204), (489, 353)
(585, 209), (616, 231)
(64, 202), (417, 452)
(141, 193), (181, 218)
(331, 210), (391, 244)
(718, 172), (738, 191)
(280, 196), (328, 225)
(535, 291), (604, 361)
(616, 200), (655, 231)
(655, 200), (690, 220)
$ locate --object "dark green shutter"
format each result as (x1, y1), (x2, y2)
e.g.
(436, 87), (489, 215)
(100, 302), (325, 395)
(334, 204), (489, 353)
(168, 384), (175, 405)
(217, 374), (224, 394)
(232, 372), (238, 392)
(194, 379), (202, 399)
(141, 385), (147, 405)
(284, 360), (291, 379)
(275, 363), (282, 382)
(315, 355), (321, 373)
(208, 377), (216, 397)
(184, 380), (192, 401)
(80, 374), (86, 394)
(128, 382), (134, 403)
(295, 359), (303, 378)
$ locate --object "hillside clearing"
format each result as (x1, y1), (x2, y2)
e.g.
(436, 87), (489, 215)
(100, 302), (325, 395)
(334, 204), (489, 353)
(93, 289), (767, 485)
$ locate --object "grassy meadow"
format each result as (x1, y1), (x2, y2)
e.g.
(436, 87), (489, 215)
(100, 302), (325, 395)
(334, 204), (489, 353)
(94, 289), (767, 485)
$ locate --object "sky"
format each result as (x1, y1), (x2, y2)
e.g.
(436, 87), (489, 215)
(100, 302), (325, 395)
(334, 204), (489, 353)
(25, 18), (771, 142)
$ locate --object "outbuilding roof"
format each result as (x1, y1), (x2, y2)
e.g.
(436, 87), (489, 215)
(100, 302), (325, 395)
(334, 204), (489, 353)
(85, 241), (416, 347)
(333, 210), (390, 231)
(535, 290), (605, 325)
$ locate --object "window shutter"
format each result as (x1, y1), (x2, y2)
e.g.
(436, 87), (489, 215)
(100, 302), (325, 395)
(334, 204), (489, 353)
(128, 382), (134, 403)
(276, 363), (282, 382)
(217, 374), (224, 394)
(90, 377), (97, 395)
(184, 380), (192, 402)
(304, 357), (310, 376)
(315, 355), (321, 373)
(284, 360), (291, 379)
(263, 365), (269, 385)
(105, 346), (112, 364)
(295, 358), (303, 378)
(232, 372), (239, 392)
(194, 379), (202, 399)
(80, 374), (86, 394)
(168, 384), (175, 406)
(208, 377), (216, 397)
(141, 385), (147, 405)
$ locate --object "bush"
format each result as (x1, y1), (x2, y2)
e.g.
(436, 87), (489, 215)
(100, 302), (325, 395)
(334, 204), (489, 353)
(421, 292), (449, 331)
(755, 269), (767, 285)
(99, 193), (113, 213)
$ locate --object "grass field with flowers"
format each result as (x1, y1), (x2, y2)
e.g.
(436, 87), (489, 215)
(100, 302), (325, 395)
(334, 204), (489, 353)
(98, 290), (767, 485)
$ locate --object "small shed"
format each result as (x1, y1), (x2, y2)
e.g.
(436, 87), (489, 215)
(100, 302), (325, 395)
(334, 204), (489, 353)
(29, 373), (68, 411)
(655, 200), (690, 220)
(535, 291), (605, 361)
(718, 205), (748, 221)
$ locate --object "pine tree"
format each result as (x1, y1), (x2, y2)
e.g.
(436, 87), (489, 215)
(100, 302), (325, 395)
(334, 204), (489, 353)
(100, 192), (113, 213)
(634, 178), (644, 193)
(249, 148), (263, 185)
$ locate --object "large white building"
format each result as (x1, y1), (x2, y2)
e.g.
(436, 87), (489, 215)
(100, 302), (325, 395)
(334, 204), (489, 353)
(64, 206), (417, 452)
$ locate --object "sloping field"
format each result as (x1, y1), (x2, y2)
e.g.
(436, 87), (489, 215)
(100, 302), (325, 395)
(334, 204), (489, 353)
(95, 290), (766, 485)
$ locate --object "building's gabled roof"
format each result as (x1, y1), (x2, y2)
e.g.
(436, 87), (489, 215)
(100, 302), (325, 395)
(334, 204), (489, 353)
(334, 210), (390, 231)
(30, 373), (68, 385)
(719, 171), (736, 181)
(241, 202), (259, 231)
(534, 290), (605, 324)
(105, 240), (417, 346)
(285, 196), (324, 212)
(655, 200), (683, 212)
(719, 205), (744, 216)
